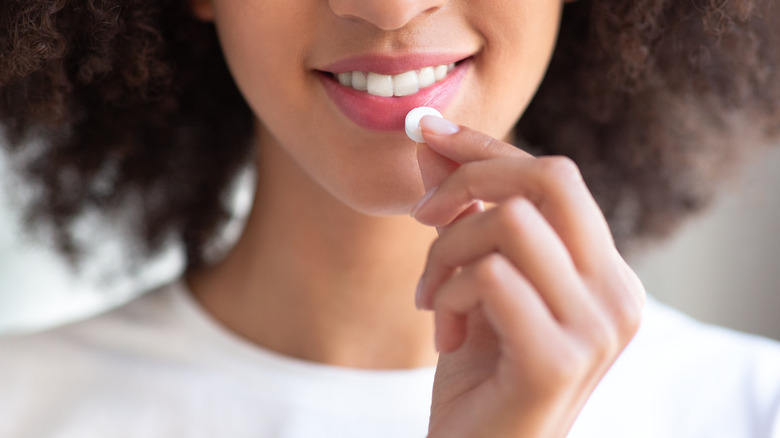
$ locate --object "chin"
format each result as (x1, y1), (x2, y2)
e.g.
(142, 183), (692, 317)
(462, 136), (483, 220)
(344, 193), (422, 218)
(335, 180), (424, 218)
(351, 202), (417, 218)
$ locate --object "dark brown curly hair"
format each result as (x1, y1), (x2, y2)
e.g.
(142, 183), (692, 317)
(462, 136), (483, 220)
(1, 0), (778, 270)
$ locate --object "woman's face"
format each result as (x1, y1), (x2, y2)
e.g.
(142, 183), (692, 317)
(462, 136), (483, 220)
(192, 0), (564, 215)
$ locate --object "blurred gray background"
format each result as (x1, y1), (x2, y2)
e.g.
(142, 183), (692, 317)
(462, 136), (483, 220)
(631, 145), (780, 341)
(1, 147), (779, 340)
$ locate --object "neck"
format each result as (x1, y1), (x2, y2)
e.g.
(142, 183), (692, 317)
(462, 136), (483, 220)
(187, 132), (438, 370)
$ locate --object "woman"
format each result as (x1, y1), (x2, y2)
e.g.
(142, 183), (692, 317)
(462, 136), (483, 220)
(1, 0), (779, 436)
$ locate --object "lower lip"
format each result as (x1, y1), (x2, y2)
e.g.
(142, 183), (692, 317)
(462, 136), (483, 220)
(319, 59), (470, 131)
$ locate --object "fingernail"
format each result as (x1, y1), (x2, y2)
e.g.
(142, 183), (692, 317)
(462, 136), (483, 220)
(411, 186), (438, 218)
(420, 116), (460, 136)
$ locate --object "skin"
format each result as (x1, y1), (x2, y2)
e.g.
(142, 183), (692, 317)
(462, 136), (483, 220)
(186, 0), (646, 436)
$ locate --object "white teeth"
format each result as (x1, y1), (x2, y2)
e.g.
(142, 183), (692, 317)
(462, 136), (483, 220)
(335, 62), (458, 97)
(393, 71), (419, 97)
(366, 72), (394, 97)
(337, 72), (352, 86)
(417, 67), (436, 88)
(433, 65), (448, 81)
(352, 71), (368, 91)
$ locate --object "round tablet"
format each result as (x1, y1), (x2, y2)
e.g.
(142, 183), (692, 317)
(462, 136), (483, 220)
(405, 107), (443, 143)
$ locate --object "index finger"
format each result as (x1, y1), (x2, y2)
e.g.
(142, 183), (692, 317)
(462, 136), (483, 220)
(420, 116), (530, 164)
(415, 121), (616, 276)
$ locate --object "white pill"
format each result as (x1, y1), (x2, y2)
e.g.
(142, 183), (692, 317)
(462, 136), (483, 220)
(405, 106), (443, 143)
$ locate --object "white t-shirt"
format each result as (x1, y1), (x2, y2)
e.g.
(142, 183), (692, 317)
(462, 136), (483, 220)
(1, 280), (779, 438)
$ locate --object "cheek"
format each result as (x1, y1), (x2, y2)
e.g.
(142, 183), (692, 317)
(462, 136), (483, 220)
(212, 3), (312, 132)
(461, 1), (562, 139)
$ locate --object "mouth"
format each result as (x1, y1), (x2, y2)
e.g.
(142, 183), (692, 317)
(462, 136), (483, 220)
(316, 54), (473, 132)
(326, 62), (458, 97)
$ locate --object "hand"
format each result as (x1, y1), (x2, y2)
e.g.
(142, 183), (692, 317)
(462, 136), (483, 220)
(412, 117), (646, 438)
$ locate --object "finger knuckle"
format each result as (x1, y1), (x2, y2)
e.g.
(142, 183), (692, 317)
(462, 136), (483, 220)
(584, 317), (621, 362)
(539, 346), (589, 387)
(471, 254), (506, 283)
(606, 265), (646, 342)
(464, 255), (512, 295)
(613, 290), (645, 342)
(475, 132), (505, 156)
(451, 163), (480, 201)
(538, 155), (583, 184)
(495, 197), (534, 234)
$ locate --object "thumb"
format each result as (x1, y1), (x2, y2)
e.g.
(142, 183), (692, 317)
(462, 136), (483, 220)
(415, 135), (484, 234)
(416, 142), (459, 191)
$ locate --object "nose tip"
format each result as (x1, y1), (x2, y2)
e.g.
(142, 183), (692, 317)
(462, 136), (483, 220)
(329, 0), (447, 31)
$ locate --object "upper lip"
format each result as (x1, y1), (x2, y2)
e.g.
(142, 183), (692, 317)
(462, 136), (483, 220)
(319, 52), (473, 76)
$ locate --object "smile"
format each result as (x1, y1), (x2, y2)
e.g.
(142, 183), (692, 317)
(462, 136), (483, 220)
(334, 63), (456, 97)
(318, 53), (472, 131)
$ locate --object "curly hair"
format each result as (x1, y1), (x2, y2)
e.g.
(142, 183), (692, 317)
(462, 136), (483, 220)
(1, 0), (778, 270)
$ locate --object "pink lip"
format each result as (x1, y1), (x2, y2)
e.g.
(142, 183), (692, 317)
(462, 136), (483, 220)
(318, 55), (471, 131)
